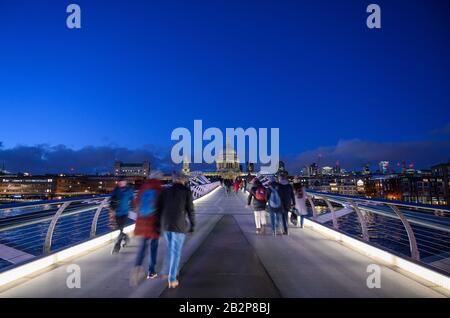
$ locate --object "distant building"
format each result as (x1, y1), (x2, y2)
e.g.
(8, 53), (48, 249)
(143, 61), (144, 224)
(321, 166), (333, 176)
(114, 160), (150, 177)
(216, 141), (241, 178)
(363, 164), (370, 175)
(431, 162), (450, 205)
(307, 163), (318, 177)
(182, 156), (190, 176)
(0, 176), (56, 201)
(379, 161), (390, 174)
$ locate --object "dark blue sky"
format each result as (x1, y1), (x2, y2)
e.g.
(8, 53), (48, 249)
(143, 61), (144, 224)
(0, 0), (449, 173)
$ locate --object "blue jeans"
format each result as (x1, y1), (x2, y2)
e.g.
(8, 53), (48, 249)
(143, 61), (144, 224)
(135, 237), (159, 274)
(269, 210), (282, 232)
(162, 231), (186, 283)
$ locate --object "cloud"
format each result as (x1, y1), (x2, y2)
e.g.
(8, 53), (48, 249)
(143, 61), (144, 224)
(430, 122), (450, 135)
(0, 144), (178, 175)
(285, 139), (450, 173)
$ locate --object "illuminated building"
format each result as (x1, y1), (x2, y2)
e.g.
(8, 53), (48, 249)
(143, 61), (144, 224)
(114, 160), (150, 177)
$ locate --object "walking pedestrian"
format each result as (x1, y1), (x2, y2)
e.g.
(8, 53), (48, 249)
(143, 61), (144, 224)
(293, 183), (308, 228)
(130, 171), (163, 286)
(110, 177), (134, 254)
(276, 171), (295, 235)
(266, 176), (283, 236)
(247, 178), (267, 235)
(157, 171), (194, 289)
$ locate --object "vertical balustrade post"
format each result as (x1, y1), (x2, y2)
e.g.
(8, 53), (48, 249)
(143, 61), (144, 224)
(388, 204), (420, 260)
(43, 202), (71, 254)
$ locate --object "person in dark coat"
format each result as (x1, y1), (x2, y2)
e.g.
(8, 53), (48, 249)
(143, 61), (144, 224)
(157, 171), (194, 289)
(277, 171), (296, 235)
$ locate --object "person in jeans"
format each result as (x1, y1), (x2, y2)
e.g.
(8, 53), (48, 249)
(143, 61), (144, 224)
(157, 171), (194, 289)
(266, 176), (283, 236)
(247, 178), (267, 235)
(130, 171), (163, 286)
(110, 177), (134, 254)
(277, 171), (296, 235)
(293, 183), (308, 228)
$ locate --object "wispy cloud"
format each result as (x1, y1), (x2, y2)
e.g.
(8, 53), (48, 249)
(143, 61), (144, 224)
(430, 122), (450, 135)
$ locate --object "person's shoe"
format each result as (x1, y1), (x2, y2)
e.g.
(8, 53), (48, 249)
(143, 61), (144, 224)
(272, 231), (277, 236)
(283, 231), (289, 235)
(147, 272), (158, 279)
(121, 236), (129, 248)
(168, 280), (179, 289)
(255, 228), (261, 235)
(111, 244), (120, 254)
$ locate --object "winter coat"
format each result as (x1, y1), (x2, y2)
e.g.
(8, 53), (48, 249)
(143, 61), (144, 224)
(157, 183), (195, 233)
(111, 186), (134, 217)
(133, 179), (161, 239)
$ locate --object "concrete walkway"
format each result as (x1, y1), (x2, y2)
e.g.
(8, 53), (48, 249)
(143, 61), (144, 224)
(0, 187), (447, 298)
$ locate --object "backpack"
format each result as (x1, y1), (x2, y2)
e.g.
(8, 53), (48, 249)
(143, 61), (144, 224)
(139, 189), (158, 217)
(268, 186), (281, 209)
(254, 186), (266, 201)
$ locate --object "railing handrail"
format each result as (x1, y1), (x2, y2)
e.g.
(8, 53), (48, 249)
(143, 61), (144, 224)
(0, 194), (110, 210)
(305, 189), (450, 212)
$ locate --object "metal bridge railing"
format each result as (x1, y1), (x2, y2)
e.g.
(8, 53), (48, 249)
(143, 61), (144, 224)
(0, 181), (220, 271)
(305, 190), (450, 274)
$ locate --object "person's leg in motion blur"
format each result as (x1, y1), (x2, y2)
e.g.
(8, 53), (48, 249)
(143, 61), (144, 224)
(148, 238), (159, 278)
(166, 231), (186, 287)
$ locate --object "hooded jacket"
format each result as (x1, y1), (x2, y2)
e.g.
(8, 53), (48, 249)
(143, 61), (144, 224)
(133, 179), (162, 239)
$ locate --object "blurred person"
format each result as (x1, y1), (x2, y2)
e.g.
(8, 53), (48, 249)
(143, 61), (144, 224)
(130, 171), (163, 286)
(277, 171), (296, 235)
(110, 177), (134, 254)
(293, 183), (308, 228)
(266, 176), (283, 236)
(157, 171), (194, 288)
(233, 179), (240, 193)
(247, 178), (267, 235)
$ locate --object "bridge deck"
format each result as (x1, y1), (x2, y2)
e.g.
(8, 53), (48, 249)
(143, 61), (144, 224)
(0, 188), (447, 298)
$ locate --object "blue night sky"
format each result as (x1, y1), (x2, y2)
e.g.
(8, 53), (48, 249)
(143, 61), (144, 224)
(0, 0), (449, 174)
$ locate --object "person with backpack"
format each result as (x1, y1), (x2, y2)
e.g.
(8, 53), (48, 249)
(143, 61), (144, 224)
(233, 179), (240, 194)
(247, 178), (267, 235)
(110, 177), (134, 254)
(277, 171), (296, 235)
(157, 171), (194, 289)
(130, 171), (163, 286)
(293, 183), (308, 228)
(266, 176), (283, 236)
